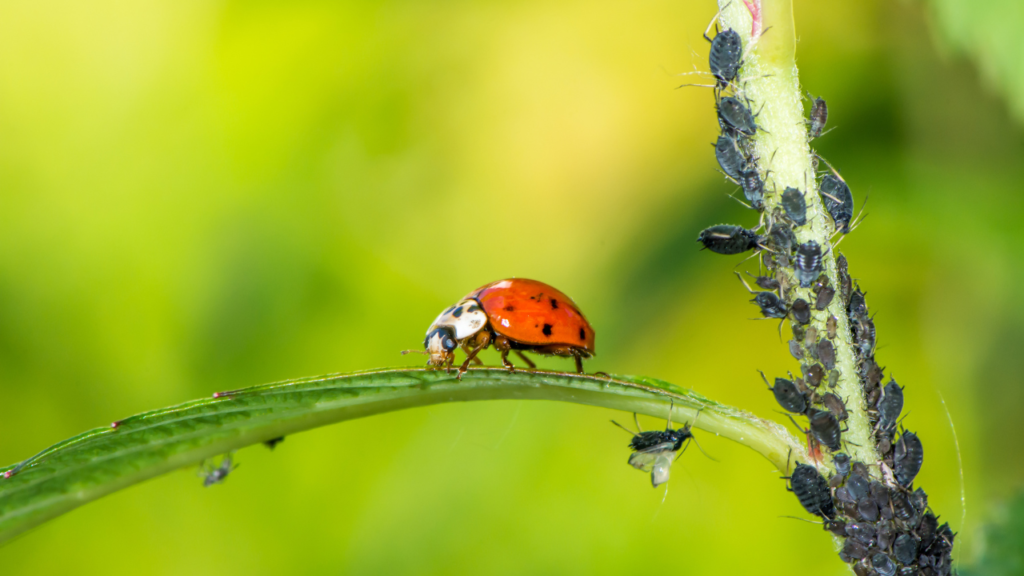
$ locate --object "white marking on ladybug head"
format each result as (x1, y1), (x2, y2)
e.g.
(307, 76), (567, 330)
(424, 327), (458, 367)
(427, 299), (488, 340)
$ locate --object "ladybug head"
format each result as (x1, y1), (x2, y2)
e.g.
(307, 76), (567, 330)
(424, 326), (458, 367)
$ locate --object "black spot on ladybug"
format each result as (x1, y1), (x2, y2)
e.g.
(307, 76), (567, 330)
(579, 328), (586, 341)
(504, 305), (515, 312)
(452, 306), (464, 318)
(542, 324), (553, 337)
(467, 304), (481, 313)
(550, 298), (559, 309)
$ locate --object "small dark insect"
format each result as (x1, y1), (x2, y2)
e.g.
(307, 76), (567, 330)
(848, 287), (868, 320)
(824, 520), (847, 537)
(871, 553), (897, 576)
(911, 487), (929, 512)
(826, 315), (838, 339)
(715, 134), (747, 181)
(822, 393), (848, 421)
(891, 490), (915, 522)
(876, 521), (895, 550)
(842, 538), (869, 561)
(787, 463), (836, 519)
(847, 522), (876, 546)
(767, 220), (797, 255)
(858, 498), (880, 522)
(836, 254), (852, 303)
(835, 486), (855, 504)
(718, 96), (758, 136)
(803, 326), (818, 348)
(894, 533), (918, 565)
(708, 28), (743, 88)
(833, 452), (851, 477)
(808, 95), (828, 139)
(781, 187), (808, 226)
(820, 174), (854, 234)
(894, 430), (924, 487)
(751, 273), (780, 290)
(788, 339), (804, 360)
(853, 315), (876, 356)
(917, 513), (938, 548)
(846, 473), (869, 501)
(876, 379), (904, 434)
(698, 224), (761, 254)
(818, 339), (836, 371)
(612, 411), (695, 487)
(808, 408), (841, 451)
(263, 436), (285, 450)
(815, 284), (836, 311)
(803, 363), (824, 387)
(790, 298), (811, 325)
(753, 292), (788, 318)
(199, 454), (237, 488)
(761, 371), (808, 414)
(861, 359), (884, 390)
(738, 169), (765, 210)
(852, 461), (869, 478)
(794, 241), (824, 288)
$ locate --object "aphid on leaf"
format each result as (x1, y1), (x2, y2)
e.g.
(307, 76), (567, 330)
(871, 553), (897, 576)
(893, 533), (919, 565)
(794, 241), (824, 288)
(853, 315), (876, 356)
(894, 430), (923, 487)
(875, 520), (895, 550)
(846, 522), (876, 546)
(735, 272), (787, 319)
(818, 339), (836, 371)
(832, 452), (851, 477)
(767, 220), (797, 254)
(199, 454), (237, 488)
(417, 278), (595, 376)
(749, 272), (780, 291)
(875, 379), (904, 435)
(848, 286), (868, 320)
(803, 363), (824, 388)
(808, 408), (842, 451)
(857, 497), (880, 522)
(814, 283), (835, 311)
(836, 254), (852, 303)
(822, 393), (848, 421)
(842, 538), (869, 561)
(808, 94), (828, 139)
(781, 187), (807, 226)
(738, 169), (765, 210)
(715, 134), (747, 181)
(611, 409), (697, 487)
(790, 298), (811, 325)
(820, 174), (854, 234)
(717, 96), (758, 136)
(788, 339), (804, 360)
(760, 371), (807, 414)
(826, 315), (838, 339)
(707, 28), (743, 88)
(263, 436), (285, 450)
(786, 462), (836, 519)
(698, 224), (762, 255)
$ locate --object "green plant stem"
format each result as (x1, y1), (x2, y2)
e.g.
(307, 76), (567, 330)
(718, 0), (879, 470)
(0, 367), (802, 546)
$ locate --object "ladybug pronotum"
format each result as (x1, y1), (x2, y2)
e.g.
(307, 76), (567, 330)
(421, 278), (595, 377)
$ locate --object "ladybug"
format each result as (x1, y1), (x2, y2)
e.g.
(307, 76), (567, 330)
(422, 278), (595, 377)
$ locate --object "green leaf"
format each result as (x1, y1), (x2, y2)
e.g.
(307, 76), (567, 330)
(0, 367), (802, 546)
(926, 0), (1024, 120)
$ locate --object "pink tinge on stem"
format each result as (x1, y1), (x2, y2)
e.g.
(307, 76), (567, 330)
(742, 0), (762, 38)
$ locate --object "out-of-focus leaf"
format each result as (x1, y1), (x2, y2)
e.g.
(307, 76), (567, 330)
(961, 488), (1024, 576)
(925, 0), (1024, 121)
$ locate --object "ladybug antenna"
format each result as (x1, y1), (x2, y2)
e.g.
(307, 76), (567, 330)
(400, 349), (429, 356)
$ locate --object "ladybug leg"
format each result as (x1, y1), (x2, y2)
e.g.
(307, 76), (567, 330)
(574, 352), (584, 374)
(457, 332), (492, 379)
(493, 335), (516, 372)
(513, 350), (536, 369)
(460, 342), (484, 365)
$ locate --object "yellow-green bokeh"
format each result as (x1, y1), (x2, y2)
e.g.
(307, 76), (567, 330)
(0, 0), (1021, 573)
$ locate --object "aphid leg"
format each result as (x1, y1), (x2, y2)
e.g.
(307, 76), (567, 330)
(702, 8), (722, 42)
(634, 412), (643, 433)
(734, 271), (757, 294)
(610, 418), (639, 436)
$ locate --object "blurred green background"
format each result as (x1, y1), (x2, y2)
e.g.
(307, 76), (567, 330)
(1, 0), (1022, 573)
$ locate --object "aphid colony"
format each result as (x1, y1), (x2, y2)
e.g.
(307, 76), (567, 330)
(696, 25), (952, 576)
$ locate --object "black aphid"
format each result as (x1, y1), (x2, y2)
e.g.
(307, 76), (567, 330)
(708, 28), (743, 88)
(803, 326), (818, 348)
(911, 487), (929, 512)
(738, 169), (765, 210)
(787, 463), (836, 519)
(837, 254), (852, 303)
(794, 241), (824, 287)
(612, 411), (695, 488)
(827, 369), (839, 389)
(815, 284), (836, 311)
(781, 187), (807, 226)
(857, 498), (880, 522)
(876, 379), (904, 434)
(768, 221), (797, 254)
(853, 315), (876, 356)
(753, 291), (787, 318)
(851, 461), (869, 478)
(718, 96), (758, 136)
(199, 454), (237, 488)
(752, 274), (780, 290)
(820, 174), (854, 234)
(715, 134), (746, 181)
(861, 359), (884, 390)
(808, 408), (841, 451)
(818, 339), (836, 371)
(871, 553), (896, 576)
(808, 95), (828, 139)
(891, 490), (914, 523)
(263, 436), (285, 450)
(893, 533), (918, 565)
(846, 473), (869, 501)
(822, 393), (848, 421)
(842, 538), (869, 561)
(826, 315), (838, 339)
(917, 512), (938, 547)
(833, 453), (851, 477)
(790, 298), (811, 325)
(847, 522), (876, 546)
(698, 224), (760, 254)
(849, 287), (868, 320)
(894, 430), (924, 487)
(761, 371), (807, 414)
(876, 521), (895, 550)
(824, 520), (847, 537)
(803, 363), (824, 387)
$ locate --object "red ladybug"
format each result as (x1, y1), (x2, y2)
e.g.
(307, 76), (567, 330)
(422, 278), (595, 376)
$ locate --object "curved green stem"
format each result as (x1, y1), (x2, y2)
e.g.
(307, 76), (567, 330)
(0, 367), (802, 546)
